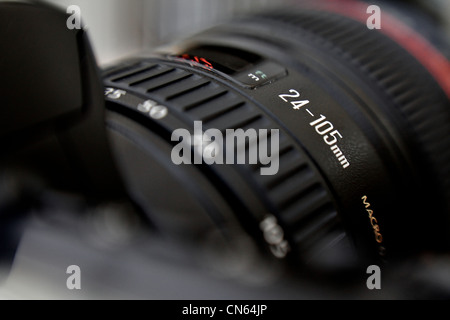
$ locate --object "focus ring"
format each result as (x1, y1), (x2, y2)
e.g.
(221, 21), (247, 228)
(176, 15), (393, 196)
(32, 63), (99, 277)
(251, 8), (450, 213)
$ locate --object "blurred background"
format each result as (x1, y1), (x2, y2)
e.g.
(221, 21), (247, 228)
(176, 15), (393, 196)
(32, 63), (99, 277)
(38, 0), (450, 65)
(42, 0), (288, 65)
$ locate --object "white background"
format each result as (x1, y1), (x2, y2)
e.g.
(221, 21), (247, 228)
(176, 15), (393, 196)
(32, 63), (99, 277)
(41, 0), (450, 65)
(43, 0), (280, 65)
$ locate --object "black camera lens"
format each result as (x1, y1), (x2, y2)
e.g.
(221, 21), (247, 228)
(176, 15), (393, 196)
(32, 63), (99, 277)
(102, 0), (450, 267)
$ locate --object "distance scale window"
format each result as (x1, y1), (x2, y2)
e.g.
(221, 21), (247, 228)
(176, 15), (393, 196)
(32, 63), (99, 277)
(174, 45), (287, 88)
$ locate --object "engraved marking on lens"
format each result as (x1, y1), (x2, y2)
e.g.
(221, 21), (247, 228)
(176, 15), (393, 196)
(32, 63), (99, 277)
(104, 87), (127, 100)
(362, 195), (384, 248)
(135, 99), (168, 120)
(279, 91), (350, 168)
(279, 89), (309, 110)
(260, 215), (290, 258)
(309, 113), (349, 169)
(137, 100), (157, 113)
(278, 89), (310, 109)
(248, 73), (260, 82)
(149, 105), (168, 120)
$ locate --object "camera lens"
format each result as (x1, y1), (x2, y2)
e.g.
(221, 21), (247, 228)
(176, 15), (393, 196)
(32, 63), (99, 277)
(102, 1), (450, 266)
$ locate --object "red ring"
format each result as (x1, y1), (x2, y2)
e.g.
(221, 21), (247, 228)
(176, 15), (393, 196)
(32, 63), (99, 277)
(308, 0), (450, 100)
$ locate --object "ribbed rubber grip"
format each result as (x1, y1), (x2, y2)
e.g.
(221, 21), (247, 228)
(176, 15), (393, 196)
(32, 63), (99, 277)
(103, 61), (344, 257)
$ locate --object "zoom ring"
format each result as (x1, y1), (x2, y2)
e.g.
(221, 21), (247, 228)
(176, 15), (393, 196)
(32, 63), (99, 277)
(103, 61), (345, 259)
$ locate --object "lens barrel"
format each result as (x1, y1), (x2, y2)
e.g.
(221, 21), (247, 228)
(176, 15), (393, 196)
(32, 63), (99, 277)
(103, 1), (450, 266)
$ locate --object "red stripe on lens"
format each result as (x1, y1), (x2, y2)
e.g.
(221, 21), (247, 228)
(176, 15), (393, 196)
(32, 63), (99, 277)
(309, 0), (450, 100)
